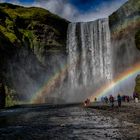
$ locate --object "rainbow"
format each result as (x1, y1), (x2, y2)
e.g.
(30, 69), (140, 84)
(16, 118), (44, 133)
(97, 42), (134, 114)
(30, 59), (140, 104)
(89, 63), (140, 102)
(30, 56), (80, 104)
(29, 17), (140, 104)
(30, 64), (68, 104)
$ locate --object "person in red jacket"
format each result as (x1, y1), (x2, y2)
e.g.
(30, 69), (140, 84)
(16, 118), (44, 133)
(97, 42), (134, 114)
(109, 95), (114, 108)
(84, 98), (90, 106)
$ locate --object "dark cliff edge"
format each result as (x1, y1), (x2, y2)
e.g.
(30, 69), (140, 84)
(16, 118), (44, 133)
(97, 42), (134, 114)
(109, 0), (140, 95)
(0, 3), (69, 106)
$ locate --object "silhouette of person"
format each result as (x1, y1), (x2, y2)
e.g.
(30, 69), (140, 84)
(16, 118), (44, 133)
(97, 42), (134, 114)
(109, 95), (114, 108)
(117, 94), (122, 107)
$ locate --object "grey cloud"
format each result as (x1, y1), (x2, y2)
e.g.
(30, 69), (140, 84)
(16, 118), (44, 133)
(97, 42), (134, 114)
(32, 0), (128, 22)
(0, 0), (128, 22)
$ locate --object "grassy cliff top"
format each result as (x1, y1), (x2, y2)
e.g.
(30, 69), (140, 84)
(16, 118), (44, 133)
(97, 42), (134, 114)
(109, 0), (140, 30)
(0, 3), (67, 22)
(0, 3), (69, 50)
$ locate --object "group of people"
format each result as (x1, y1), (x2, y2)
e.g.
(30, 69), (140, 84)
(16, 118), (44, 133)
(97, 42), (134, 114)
(103, 94), (137, 107)
(108, 94), (132, 107)
(84, 93), (139, 108)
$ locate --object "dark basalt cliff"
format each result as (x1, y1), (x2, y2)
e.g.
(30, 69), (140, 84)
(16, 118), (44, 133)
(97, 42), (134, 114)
(109, 0), (140, 95)
(135, 74), (140, 95)
(0, 3), (69, 105)
(109, 0), (140, 70)
(0, 3), (69, 64)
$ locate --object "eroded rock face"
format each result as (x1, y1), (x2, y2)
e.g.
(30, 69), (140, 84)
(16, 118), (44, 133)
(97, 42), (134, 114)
(0, 3), (69, 65)
(0, 3), (69, 101)
(109, 0), (140, 76)
(135, 29), (140, 50)
(0, 83), (6, 108)
(135, 75), (140, 96)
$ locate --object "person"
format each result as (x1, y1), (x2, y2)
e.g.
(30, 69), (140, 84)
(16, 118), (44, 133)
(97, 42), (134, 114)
(101, 96), (104, 103)
(126, 96), (130, 102)
(84, 100), (88, 106)
(135, 93), (139, 103)
(94, 97), (97, 102)
(117, 94), (122, 107)
(104, 96), (108, 104)
(129, 96), (133, 101)
(122, 95), (125, 102)
(133, 92), (136, 100)
(87, 98), (90, 105)
(84, 98), (90, 106)
(109, 95), (114, 108)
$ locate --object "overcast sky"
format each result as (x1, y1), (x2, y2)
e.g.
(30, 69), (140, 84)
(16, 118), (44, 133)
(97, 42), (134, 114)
(0, 0), (128, 22)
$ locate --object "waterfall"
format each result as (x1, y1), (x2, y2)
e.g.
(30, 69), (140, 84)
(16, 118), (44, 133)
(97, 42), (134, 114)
(66, 18), (113, 100)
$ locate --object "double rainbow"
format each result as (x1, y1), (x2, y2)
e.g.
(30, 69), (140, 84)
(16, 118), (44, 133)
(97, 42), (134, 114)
(30, 61), (140, 104)
(90, 63), (140, 101)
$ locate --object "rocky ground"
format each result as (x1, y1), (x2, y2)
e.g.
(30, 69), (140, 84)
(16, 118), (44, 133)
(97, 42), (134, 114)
(0, 102), (140, 140)
(89, 101), (140, 139)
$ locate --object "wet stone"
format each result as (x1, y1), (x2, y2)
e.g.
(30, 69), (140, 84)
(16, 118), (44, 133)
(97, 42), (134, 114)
(0, 105), (137, 140)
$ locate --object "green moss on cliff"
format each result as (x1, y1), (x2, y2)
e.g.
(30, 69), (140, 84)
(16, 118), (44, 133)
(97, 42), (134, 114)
(0, 3), (69, 51)
(135, 75), (140, 97)
(0, 25), (17, 43)
(5, 86), (17, 107)
(0, 3), (69, 105)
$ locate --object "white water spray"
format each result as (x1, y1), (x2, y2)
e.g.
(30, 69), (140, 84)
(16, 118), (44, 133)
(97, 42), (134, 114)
(66, 18), (113, 101)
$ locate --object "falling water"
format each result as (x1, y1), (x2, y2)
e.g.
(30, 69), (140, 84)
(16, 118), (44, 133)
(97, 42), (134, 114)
(67, 18), (113, 99)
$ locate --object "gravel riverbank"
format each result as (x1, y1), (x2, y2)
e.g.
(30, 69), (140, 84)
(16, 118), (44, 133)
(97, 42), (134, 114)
(0, 103), (139, 140)
(89, 102), (140, 139)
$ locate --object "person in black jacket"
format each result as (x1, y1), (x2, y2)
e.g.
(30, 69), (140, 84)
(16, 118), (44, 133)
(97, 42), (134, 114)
(117, 94), (122, 107)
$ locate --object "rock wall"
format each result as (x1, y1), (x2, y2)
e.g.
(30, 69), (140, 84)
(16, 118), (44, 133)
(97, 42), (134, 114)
(135, 75), (140, 97)
(109, 0), (140, 75)
(0, 3), (69, 102)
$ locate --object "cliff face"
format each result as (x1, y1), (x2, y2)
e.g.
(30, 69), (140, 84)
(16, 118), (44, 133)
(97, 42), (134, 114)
(109, 0), (140, 75)
(135, 75), (140, 95)
(0, 3), (69, 103)
(0, 3), (69, 63)
(109, 0), (140, 95)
